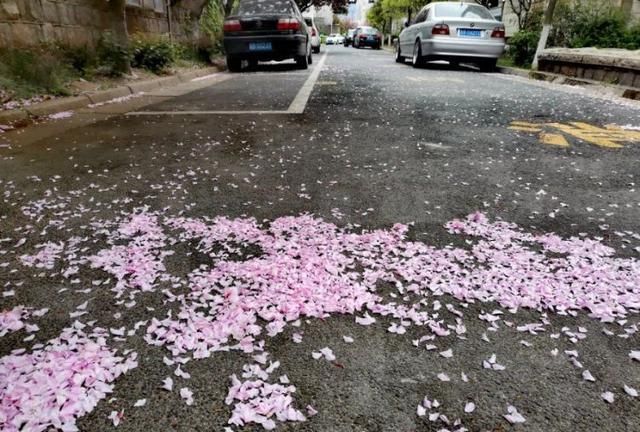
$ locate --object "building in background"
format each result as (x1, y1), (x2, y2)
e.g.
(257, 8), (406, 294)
(346, 0), (374, 26)
(305, 5), (335, 33)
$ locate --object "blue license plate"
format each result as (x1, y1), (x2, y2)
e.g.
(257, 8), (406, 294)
(458, 29), (481, 38)
(249, 42), (272, 52)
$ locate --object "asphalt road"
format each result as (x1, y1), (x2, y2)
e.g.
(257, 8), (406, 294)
(1, 46), (640, 432)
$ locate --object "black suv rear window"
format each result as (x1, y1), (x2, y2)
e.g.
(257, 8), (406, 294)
(235, 0), (294, 15)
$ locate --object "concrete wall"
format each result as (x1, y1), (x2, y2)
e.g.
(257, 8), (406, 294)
(0, 0), (204, 48)
(0, 0), (113, 47)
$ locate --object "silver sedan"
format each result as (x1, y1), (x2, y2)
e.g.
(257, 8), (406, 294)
(396, 2), (505, 71)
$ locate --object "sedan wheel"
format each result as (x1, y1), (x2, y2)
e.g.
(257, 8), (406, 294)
(295, 53), (308, 70)
(227, 56), (242, 72)
(412, 41), (422, 68)
(395, 43), (404, 63)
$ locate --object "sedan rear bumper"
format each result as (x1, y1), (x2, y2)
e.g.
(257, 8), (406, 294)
(422, 37), (504, 59)
(224, 34), (307, 61)
(357, 39), (381, 47)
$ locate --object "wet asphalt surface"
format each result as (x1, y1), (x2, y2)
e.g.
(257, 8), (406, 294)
(1, 45), (640, 432)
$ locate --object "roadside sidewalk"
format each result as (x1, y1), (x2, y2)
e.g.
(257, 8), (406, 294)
(0, 66), (225, 127)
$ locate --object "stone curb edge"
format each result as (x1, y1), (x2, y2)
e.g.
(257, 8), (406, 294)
(498, 66), (640, 101)
(0, 66), (223, 125)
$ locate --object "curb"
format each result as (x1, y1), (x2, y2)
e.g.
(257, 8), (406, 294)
(24, 95), (92, 117)
(497, 66), (530, 78)
(0, 66), (221, 125)
(498, 66), (640, 101)
(86, 86), (132, 105)
(528, 70), (640, 101)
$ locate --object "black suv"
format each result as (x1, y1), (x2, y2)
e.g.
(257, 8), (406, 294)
(223, 0), (312, 72)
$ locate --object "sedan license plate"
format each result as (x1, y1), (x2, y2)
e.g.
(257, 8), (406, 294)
(458, 29), (481, 38)
(249, 42), (272, 52)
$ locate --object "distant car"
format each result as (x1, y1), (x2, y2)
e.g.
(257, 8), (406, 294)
(344, 29), (356, 46)
(304, 16), (321, 53)
(223, 0), (312, 72)
(395, 1), (505, 71)
(353, 26), (382, 49)
(336, 34), (345, 44)
(326, 33), (340, 45)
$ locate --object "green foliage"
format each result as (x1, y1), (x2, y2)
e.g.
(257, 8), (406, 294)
(367, 0), (392, 33)
(508, 30), (539, 67)
(96, 33), (131, 76)
(0, 48), (73, 98)
(199, 0), (226, 58)
(57, 44), (98, 76)
(550, 0), (640, 49)
(507, 0), (640, 68)
(130, 35), (176, 73)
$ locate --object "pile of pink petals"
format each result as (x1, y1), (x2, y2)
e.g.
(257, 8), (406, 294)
(0, 307), (32, 338)
(0, 321), (138, 431)
(226, 359), (305, 430)
(19, 241), (64, 270)
(145, 211), (640, 361)
(7, 210), (640, 430)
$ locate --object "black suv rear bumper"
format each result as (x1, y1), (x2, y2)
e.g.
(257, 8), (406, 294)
(224, 34), (307, 61)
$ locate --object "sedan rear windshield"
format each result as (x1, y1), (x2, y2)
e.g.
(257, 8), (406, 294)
(235, 0), (294, 15)
(434, 3), (494, 20)
(361, 27), (377, 34)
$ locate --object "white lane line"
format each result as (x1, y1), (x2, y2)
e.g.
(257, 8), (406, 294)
(287, 52), (328, 114)
(127, 52), (328, 116)
(128, 110), (290, 115)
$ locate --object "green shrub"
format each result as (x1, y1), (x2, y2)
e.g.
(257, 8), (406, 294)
(508, 30), (540, 67)
(569, 4), (629, 48)
(626, 22), (640, 48)
(0, 48), (72, 98)
(58, 44), (98, 76)
(550, 0), (640, 50)
(130, 35), (175, 73)
(96, 33), (130, 76)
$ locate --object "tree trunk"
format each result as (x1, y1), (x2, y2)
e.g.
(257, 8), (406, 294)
(106, 0), (128, 46)
(106, 0), (131, 73)
(621, 0), (633, 16)
(532, 0), (558, 70)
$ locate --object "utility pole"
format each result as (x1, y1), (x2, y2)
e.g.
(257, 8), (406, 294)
(532, 0), (558, 70)
(167, 0), (173, 43)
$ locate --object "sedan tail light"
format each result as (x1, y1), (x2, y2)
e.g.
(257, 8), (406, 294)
(223, 19), (241, 32)
(277, 18), (300, 31)
(491, 26), (506, 38)
(432, 24), (450, 35)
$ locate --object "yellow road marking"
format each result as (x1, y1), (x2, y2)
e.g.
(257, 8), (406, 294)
(510, 121), (539, 127)
(509, 120), (640, 149)
(509, 126), (542, 133)
(548, 122), (623, 149)
(540, 132), (569, 147)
